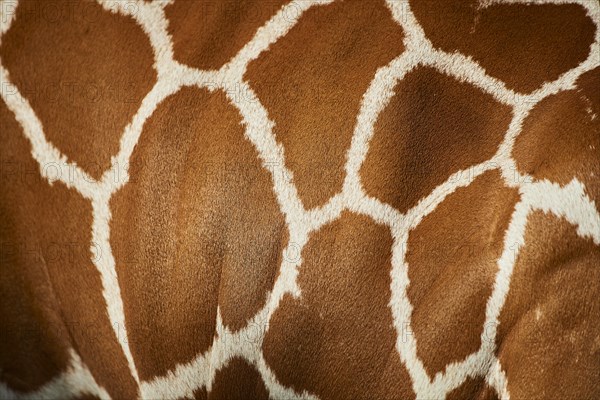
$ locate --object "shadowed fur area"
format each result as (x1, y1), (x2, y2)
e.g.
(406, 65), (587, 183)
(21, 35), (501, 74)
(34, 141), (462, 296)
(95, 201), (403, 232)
(0, 0), (599, 399)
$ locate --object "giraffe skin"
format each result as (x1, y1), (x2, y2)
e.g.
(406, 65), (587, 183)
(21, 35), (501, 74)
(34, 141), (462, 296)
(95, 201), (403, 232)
(0, 0), (599, 399)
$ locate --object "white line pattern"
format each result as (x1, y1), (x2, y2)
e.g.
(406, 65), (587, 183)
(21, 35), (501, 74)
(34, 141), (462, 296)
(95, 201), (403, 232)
(0, 0), (598, 399)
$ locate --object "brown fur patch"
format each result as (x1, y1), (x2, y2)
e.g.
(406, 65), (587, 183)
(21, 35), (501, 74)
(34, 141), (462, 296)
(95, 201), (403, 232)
(263, 212), (415, 400)
(110, 87), (285, 380)
(0, 0), (156, 180)
(447, 377), (499, 400)
(361, 67), (511, 213)
(192, 387), (208, 400)
(406, 170), (518, 377)
(246, 0), (405, 209)
(0, 104), (137, 397)
(513, 69), (600, 204)
(209, 358), (268, 400)
(166, 0), (288, 70)
(0, 102), (71, 392)
(496, 212), (600, 399)
(410, 0), (596, 93)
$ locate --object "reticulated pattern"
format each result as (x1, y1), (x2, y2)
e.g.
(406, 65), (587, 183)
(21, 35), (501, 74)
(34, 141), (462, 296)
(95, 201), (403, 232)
(0, 0), (599, 399)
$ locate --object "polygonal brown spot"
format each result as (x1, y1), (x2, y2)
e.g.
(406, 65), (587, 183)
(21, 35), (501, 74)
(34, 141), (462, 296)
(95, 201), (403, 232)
(410, 0), (596, 93)
(406, 170), (518, 377)
(513, 70), (600, 205)
(0, 0), (156, 179)
(73, 396), (104, 400)
(362, 67), (511, 213)
(263, 212), (415, 400)
(0, 104), (136, 398)
(447, 377), (499, 400)
(191, 387), (208, 400)
(209, 358), (268, 400)
(165, 0), (288, 70)
(111, 87), (285, 380)
(246, 0), (405, 209)
(496, 212), (600, 399)
(0, 102), (70, 393)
